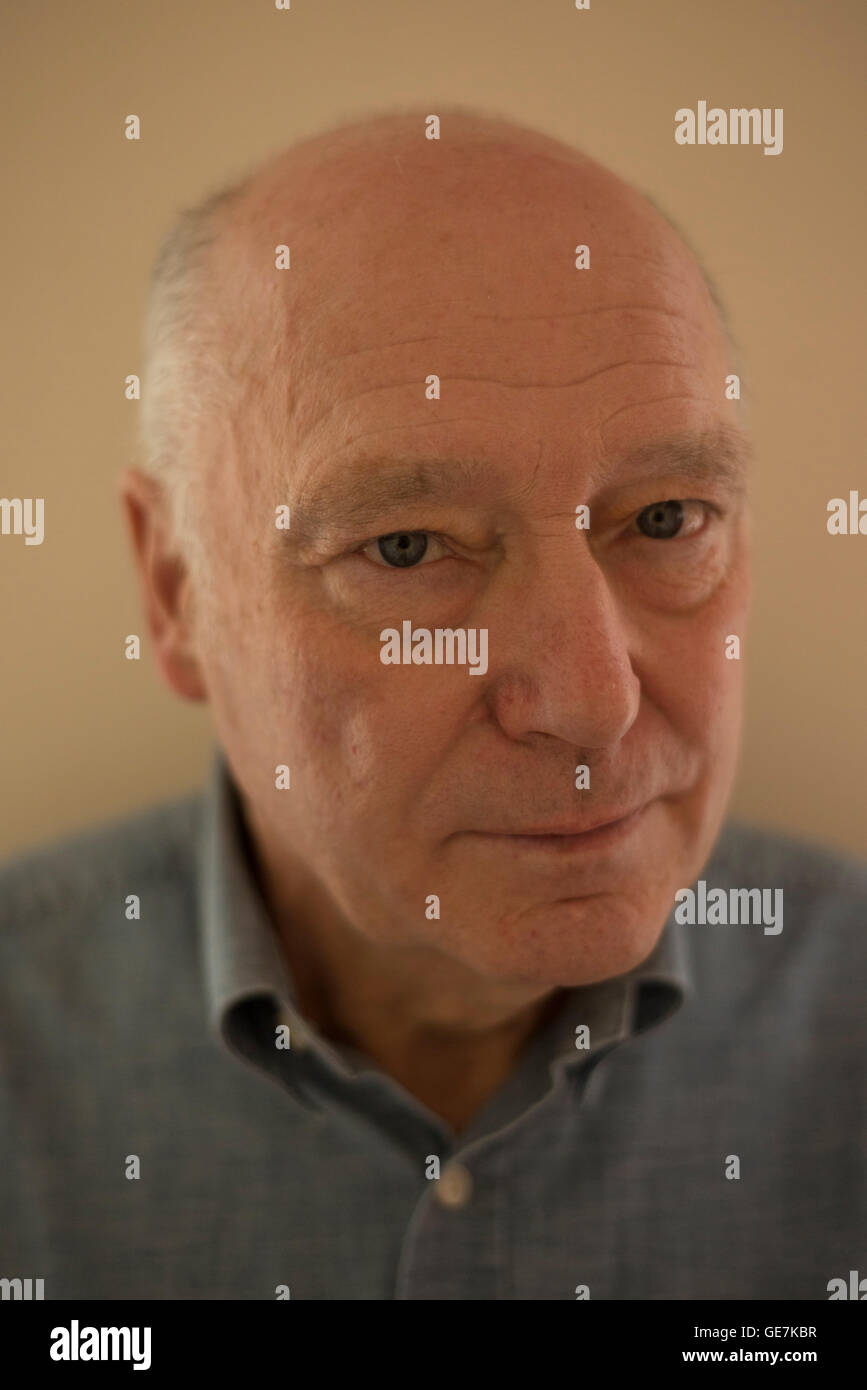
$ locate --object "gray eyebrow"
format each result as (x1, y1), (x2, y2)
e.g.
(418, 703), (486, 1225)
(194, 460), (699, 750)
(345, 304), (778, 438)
(599, 425), (753, 492)
(288, 456), (497, 540)
(286, 425), (751, 543)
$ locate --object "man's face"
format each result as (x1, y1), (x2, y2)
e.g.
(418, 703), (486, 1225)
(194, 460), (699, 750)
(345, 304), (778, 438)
(190, 144), (750, 988)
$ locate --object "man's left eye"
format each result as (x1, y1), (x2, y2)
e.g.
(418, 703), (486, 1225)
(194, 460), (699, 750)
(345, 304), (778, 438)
(635, 499), (707, 539)
(361, 531), (448, 568)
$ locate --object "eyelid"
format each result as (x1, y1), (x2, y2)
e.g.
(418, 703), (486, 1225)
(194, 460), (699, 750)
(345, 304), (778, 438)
(634, 497), (717, 512)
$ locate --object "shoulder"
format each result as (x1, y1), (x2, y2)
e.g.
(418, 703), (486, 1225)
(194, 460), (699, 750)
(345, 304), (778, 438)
(687, 820), (867, 1013)
(0, 791), (203, 932)
(708, 819), (867, 917)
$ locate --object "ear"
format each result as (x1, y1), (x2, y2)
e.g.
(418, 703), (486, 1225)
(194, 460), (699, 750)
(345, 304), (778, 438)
(118, 467), (208, 702)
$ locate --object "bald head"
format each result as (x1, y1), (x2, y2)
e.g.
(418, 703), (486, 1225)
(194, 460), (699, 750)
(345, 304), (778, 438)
(138, 106), (741, 558)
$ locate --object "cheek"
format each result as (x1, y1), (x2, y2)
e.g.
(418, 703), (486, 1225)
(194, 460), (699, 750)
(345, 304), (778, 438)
(685, 628), (744, 736)
(701, 562), (750, 740)
(636, 575), (749, 762)
(199, 651), (278, 801)
(263, 618), (463, 809)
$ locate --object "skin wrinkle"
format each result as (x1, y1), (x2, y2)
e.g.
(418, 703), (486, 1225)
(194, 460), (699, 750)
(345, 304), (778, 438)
(325, 336), (451, 360)
(599, 393), (708, 429)
(312, 362), (698, 408)
(300, 302), (734, 449)
(468, 304), (711, 324)
(122, 108), (750, 1133)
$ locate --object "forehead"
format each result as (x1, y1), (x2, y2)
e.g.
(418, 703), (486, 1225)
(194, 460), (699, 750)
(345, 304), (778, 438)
(228, 135), (719, 353)
(221, 139), (735, 495)
(295, 158), (710, 343)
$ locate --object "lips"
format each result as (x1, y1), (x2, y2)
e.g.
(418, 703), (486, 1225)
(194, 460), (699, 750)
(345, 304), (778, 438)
(474, 804), (650, 838)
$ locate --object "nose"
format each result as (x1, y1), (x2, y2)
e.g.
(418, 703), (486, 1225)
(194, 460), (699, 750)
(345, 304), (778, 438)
(485, 539), (641, 749)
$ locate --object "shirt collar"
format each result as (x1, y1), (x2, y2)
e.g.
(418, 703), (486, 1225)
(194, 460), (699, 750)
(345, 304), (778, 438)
(197, 751), (297, 1041)
(197, 750), (692, 1072)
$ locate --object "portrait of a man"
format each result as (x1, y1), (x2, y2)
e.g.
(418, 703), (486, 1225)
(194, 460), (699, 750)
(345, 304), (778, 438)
(1, 2), (864, 1315)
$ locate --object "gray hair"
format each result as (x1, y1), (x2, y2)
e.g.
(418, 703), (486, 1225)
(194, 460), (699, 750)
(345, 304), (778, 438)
(137, 180), (247, 560)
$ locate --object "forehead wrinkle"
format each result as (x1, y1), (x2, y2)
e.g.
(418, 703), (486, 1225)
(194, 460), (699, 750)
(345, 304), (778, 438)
(467, 303), (700, 327)
(291, 360), (701, 465)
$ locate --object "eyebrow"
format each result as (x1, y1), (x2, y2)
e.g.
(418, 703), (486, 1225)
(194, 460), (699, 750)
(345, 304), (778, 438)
(596, 424), (753, 494)
(287, 425), (752, 542)
(288, 456), (496, 542)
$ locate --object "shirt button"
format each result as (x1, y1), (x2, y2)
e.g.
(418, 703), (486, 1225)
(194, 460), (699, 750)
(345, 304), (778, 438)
(434, 1162), (473, 1209)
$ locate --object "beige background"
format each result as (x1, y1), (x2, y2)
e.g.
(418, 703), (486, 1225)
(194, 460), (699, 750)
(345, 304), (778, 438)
(1, 0), (864, 858)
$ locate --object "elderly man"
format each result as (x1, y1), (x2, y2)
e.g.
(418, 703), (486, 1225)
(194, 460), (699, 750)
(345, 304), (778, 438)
(1, 108), (864, 1302)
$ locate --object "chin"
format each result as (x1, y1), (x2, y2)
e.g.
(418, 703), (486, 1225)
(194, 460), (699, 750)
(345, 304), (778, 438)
(450, 890), (673, 990)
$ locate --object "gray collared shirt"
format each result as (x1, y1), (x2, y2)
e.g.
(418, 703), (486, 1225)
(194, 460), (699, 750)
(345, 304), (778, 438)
(1, 753), (865, 1299)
